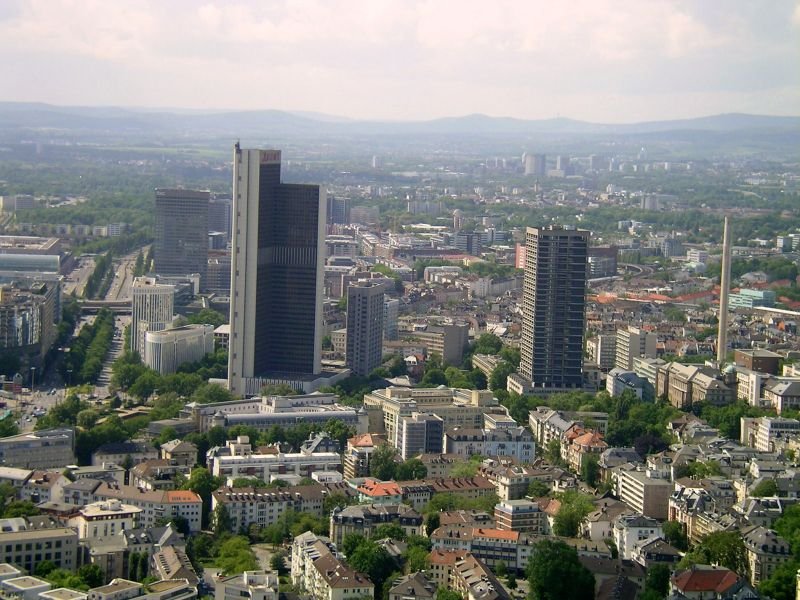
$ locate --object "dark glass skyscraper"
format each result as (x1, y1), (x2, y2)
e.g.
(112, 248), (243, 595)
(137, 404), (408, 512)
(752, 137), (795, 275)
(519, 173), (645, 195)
(228, 147), (325, 397)
(519, 225), (589, 390)
(154, 188), (209, 285)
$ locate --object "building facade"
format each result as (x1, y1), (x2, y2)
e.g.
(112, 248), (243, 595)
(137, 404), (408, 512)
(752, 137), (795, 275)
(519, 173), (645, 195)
(144, 324), (214, 375)
(154, 188), (209, 286)
(229, 147), (325, 397)
(346, 282), (385, 377)
(519, 226), (589, 391)
(130, 277), (174, 357)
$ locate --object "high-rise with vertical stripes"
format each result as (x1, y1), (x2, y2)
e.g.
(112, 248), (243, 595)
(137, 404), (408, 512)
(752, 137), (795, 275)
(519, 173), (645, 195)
(228, 146), (326, 397)
(519, 225), (589, 391)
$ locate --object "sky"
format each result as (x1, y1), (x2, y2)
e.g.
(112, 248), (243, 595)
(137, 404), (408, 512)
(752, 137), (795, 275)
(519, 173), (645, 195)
(0, 0), (798, 123)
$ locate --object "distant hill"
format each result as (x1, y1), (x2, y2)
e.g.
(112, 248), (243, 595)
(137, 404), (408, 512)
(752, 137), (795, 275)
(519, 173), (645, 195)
(0, 102), (797, 138)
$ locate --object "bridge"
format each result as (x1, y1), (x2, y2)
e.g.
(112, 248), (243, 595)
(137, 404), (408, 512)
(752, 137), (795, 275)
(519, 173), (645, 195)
(78, 299), (131, 315)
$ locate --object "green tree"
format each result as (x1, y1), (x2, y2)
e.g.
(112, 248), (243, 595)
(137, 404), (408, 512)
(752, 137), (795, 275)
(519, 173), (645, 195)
(425, 513), (440, 536)
(580, 454), (600, 487)
(34, 560), (57, 578)
(506, 573), (517, 591)
(212, 504), (232, 538)
(216, 536), (259, 575)
(261, 383), (298, 396)
(553, 492), (593, 537)
(526, 539), (595, 600)
(494, 560), (507, 578)
(183, 467), (222, 527)
(371, 523), (406, 541)
(644, 563), (671, 598)
(348, 539), (394, 591)
(473, 334), (503, 355)
(489, 361), (515, 392)
(759, 560), (799, 600)
(77, 564), (105, 588)
(403, 545), (429, 573)
(270, 551), (289, 576)
(396, 458), (427, 480)
(750, 479), (778, 497)
(662, 521), (688, 551)
(679, 531), (748, 577)
(370, 443), (398, 480)
(527, 479), (551, 497)
(435, 589), (462, 600)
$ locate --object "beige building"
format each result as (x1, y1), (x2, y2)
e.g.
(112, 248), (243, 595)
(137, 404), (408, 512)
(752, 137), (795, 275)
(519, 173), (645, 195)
(330, 504), (423, 547)
(291, 532), (373, 600)
(92, 484), (202, 533)
(0, 429), (75, 470)
(741, 525), (792, 587)
(615, 469), (673, 520)
(615, 326), (657, 371)
(494, 500), (546, 534)
(68, 501), (141, 540)
(0, 519), (79, 574)
(363, 387), (506, 448)
(656, 362), (735, 408)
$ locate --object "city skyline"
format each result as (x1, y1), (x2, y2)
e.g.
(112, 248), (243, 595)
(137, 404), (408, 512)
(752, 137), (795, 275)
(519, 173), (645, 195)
(0, 1), (797, 123)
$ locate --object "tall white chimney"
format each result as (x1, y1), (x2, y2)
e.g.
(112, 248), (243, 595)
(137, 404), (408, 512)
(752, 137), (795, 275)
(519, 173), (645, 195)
(717, 217), (732, 364)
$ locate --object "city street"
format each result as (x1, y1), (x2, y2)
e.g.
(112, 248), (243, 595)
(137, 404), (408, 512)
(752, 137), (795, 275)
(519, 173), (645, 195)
(63, 256), (95, 297)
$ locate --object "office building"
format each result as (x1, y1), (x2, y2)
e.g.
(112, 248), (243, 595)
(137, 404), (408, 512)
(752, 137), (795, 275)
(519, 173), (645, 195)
(326, 195), (350, 225)
(346, 282), (385, 377)
(206, 252), (232, 296)
(215, 571), (278, 600)
(615, 326), (657, 371)
(398, 413), (444, 460)
(383, 298), (399, 341)
(130, 277), (174, 357)
(518, 226), (589, 391)
(229, 147), (326, 397)
(0, 429), (75, 470)
(0, 281), (59, 363)
(524, 154), (546, 177)
(208, 195), (232, 240)
(0, 518), (79, 574)
(144, 324), (215, 375)
(154, 189), (209, 286)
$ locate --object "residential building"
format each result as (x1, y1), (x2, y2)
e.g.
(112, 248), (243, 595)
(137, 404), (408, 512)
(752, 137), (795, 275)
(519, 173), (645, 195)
(211, 482), (357, 532)
(144, 325), (215, 375)
(343, 433), (385, 480)
(291, 532), (374, 600)
(131, 278), (174, 357)
(346, 282), (385, 377)
(615, 469), (673, 520)
(402, 323), (469, 367)
(669, 566), (753, 599)
(443, 427), (535, 463)
(129, 460), (191, 491)
(494, 500), (546, 534)
(518, 225), (589, 392)
(398, 414), (443, 460)
(329, 504), (423, 547)
(92, 443), (158, 468)
(451, 554), (510, 600)
(387, 573), (436, 600)
(0, 281), (59, 364)
(656, 362), (735, 409)
(0, 518), (78, 573)
(68, 501), (142, 539)
(18, 471), (69, 504)
(612, 514), (662, 561)
(763, 379), (800, 414)
(615, 326), (657, 371)
(159, 440), (197, 467)
(154, 189), (209, 286)
(228, 147), (326, 397)
(92, 485), (202, 533)
(741, 525), (791, 586)
(215, 571), (278, 600)
(0, 429), (75, 470)
(562, 427), (608, 473)
(151, 545), (199, 587)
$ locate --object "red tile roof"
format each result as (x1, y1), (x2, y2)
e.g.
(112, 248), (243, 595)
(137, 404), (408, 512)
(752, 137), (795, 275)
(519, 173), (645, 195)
(672, 567), (739, 593)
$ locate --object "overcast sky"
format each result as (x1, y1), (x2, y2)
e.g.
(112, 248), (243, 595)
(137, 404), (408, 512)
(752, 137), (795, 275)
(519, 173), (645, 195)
(0, 0), (798, 122)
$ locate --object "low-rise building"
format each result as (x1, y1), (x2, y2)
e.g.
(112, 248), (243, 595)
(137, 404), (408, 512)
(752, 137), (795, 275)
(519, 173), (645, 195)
(92, 443), (159, 467)
(0, 429), (75, 470)
(0, 517), (79, 574)
(494, 500), (545, 534)
(444, 427), (535, 463)
(612, 514), (662, 561)
(741, 525), (792, 587)
(92, 485), (202, 533)
(215, 571), (278, 600)
(387, 573), (436, 600)
(451, 554), (510, 600)
(615, 468), (673, 520)
(159, 441), (197, 467)
(144, 325), (215, 375)
(329, 504), (423, 547)
(290, 532), (373, 600)
(0, 575), (51, 600)
(68, 500), (142, 540)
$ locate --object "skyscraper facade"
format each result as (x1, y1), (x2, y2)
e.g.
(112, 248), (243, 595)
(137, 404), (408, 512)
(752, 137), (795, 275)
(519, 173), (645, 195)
(326, 195), (351, 225)
(131, 276), (174, 357)
(208, 195), (232, 240)
(228, 147), (326, 397)
(346, 282), (385, 377)
(154, 189), (209, 285)
(519, 225), (589, 390)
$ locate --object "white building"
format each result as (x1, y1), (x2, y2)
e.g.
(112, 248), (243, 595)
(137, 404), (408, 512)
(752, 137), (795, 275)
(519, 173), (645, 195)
(144, 324), (215, 374)
(131, 277), (174, 357)
(443, 427), (535, 463)
(615, 326), (657, 371)
(613, 514), (662, 560)
(215, 571), (278, 600)
(67, 500), (141, 539)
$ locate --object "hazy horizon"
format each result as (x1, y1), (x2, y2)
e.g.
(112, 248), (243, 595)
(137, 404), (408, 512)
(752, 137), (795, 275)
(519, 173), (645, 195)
(1, 0), (798, 123)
